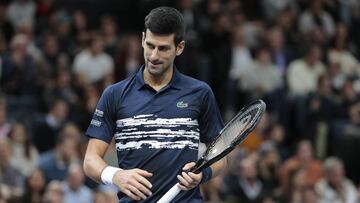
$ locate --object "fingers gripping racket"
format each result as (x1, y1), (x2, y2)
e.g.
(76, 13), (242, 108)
(157, 99), (266, 203)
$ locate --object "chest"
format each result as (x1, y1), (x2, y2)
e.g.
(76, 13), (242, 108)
(117, 88), (202, 120)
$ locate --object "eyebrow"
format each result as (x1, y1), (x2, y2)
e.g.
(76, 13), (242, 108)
(145, 41), (171, 49)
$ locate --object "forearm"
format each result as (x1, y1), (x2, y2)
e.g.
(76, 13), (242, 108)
(83, 138), (111, 183)
(83, 151), (108, 183)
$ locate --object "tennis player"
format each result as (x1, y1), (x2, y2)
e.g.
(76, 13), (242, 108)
(83, 6), (226, 202)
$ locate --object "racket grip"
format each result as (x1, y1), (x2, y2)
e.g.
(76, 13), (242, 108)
(156, 183), (181, 203)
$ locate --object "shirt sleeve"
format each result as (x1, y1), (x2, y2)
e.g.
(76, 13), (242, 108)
(86, 86), (116, 143)
(199, 85), (224, 143)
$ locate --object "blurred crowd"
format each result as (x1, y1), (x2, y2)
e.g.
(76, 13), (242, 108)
(2, 0), (360, 202)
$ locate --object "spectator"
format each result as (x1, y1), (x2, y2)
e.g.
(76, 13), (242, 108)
(42, 180), (63, 203)
(37, 33), (64, 90)
(72, 33), (114, 88)
(51, 10), (76, 57)
(227, 29), (255, 78)
(305, 74), (339, 157)
(336, 78), (360, 128)
(223, 156), (270, 203)
(22, 168), (46, 203)
(72, 83), (100, 131)
(58, 122), (85, 158)
(278, 168), (307, 203)
(257, 142), (281, 192)
(0, 97), (10, 139)
(201, 175), (225, 203)
(100, 15), (119, 57)
(241, 47), (283, 99)
(303, 187), (319, 203)
(0, 33), (38, 95)
(227, 25), (254, 110)
(0, 1), (14, 51)
(274, 6), (299, 48)
(6, 0), (35, 28)
(279, 140), (324, 190)
(298, 0), (335, 40)
(8, 122), (39, 177)
(0, 192), (5, 203)
(71, 10), (88, 39)
(328, 23), (360, 77)
(15, 18), (42, 62)
(114, 34), (143, 81)
(287, 44), (326, 97)
(262, 0), (296, 24)
(43, 68), (79, 110)
(0, 139), (25, 201)
(33, 98), (68, 153)
(315, 157), (357, 203)
(38, 129), (80, 183)
(62, 164), (92, 203)
(267, 27), (293, 76)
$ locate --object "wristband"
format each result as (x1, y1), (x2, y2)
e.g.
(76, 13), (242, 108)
(100, 166), (122, 185)
(200, 167), (212, 184)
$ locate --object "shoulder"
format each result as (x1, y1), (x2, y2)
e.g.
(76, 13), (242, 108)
(100, 75), (137, 102)
(75, 50), (90, 60)
(179, 73), (213, 92)
(288, 59), (304, 68)
(103, 76), (134, 94)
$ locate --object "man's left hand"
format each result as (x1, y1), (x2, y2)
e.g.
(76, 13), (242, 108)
(177, 162), (202, 190)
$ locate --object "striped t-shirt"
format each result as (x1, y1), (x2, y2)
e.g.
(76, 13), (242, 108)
(86, 65), (224, 202)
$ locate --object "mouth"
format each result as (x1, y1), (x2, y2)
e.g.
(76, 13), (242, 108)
(148, 61), (162, 68)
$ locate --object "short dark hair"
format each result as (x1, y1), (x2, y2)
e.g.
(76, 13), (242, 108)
(144, 6), (185, 45)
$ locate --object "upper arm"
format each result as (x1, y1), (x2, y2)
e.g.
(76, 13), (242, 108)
(199, 85), (224, 143)
(86, 86), (116, 143)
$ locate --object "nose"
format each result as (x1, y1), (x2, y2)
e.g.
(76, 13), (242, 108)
(149, 48), (159, 61)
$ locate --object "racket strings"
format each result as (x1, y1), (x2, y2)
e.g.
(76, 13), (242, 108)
(206, 104), (264, 160)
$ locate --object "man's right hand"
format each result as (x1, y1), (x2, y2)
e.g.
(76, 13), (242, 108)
(112, 169), (153, 201)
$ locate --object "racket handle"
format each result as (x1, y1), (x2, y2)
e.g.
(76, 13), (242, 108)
(156, 183), (181, 203)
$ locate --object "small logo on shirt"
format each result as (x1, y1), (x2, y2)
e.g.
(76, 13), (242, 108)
(176, 101), (188, 108)
(91, 119), (102, 127)
(94, 109), (104, 117)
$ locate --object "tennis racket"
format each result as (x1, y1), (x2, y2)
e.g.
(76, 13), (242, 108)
(156, 99), (266, 203)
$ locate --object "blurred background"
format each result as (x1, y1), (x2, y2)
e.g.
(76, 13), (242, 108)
(1, 0), (360, 202)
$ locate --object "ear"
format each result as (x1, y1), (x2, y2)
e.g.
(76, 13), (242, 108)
(141, 32), (145, 48)
(175, 40), (185, 56)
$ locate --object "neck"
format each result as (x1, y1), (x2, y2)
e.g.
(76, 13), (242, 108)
(143, 65), (173, 91)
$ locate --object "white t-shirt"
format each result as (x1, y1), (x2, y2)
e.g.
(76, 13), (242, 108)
(287, 59), (325, 96)
(73, 50), (114, 83)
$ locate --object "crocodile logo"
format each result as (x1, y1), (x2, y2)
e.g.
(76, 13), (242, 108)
(176, 101), (188, 108)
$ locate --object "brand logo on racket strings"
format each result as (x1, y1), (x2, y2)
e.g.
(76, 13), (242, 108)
(176, 101), (188, 108)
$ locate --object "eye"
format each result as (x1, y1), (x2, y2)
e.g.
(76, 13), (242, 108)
(158, 46), (170, 51)
(147, 44), (155, 49)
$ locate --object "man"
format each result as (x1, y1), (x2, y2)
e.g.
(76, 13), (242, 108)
(33, 98), (69, 153)
(315, 157), (357, 203)
(223, 156), (270, 203)
(83, 6), (226, 202)
(0, 139), (25, 200)
(62, 164), (93, 203)
(38, 128), (80, 183)
(0, 97), (11, 139)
